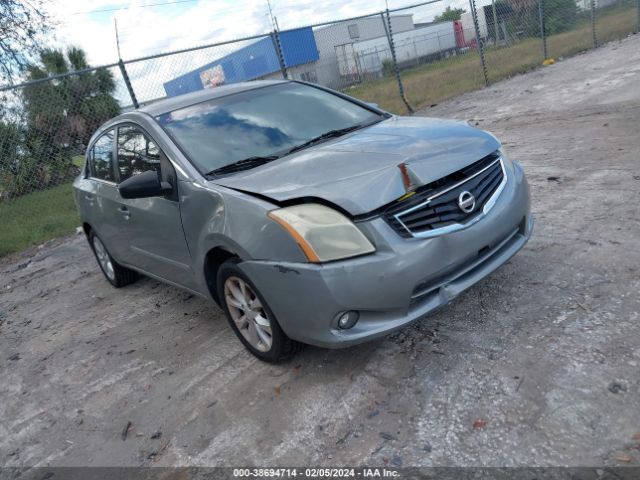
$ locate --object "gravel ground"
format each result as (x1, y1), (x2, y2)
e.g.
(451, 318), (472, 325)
(1, 35), (640, 468)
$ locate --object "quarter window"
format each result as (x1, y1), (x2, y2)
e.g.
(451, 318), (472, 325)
(117, 126), (162, 182)
(89, 129), (115, 182)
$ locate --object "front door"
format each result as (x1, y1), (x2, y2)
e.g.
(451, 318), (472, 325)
(113, 124), (195, 288)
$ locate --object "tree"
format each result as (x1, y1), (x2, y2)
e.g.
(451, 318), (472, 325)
(0, 0), (53, 85)
(0, 121), (43, 197)
(20, 47), (120, 188)
(434, 6), (466, 22)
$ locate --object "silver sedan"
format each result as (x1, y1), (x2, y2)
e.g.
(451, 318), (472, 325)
(74, 80), (532, 362)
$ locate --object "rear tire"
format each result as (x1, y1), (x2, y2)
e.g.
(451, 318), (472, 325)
(217, 259), (303, 362)
(89, 231), (138, 288)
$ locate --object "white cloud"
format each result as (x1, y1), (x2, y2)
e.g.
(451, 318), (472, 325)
(47, 0), (475, 65)
(43, 0), (475, 104)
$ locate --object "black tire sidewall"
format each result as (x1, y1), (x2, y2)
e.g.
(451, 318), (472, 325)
(217, 260), (291, 362)
(89, 231), (120, 287)
(88, 231), (137, 288)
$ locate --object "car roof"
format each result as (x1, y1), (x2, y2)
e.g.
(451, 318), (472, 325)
(138, 80), (288, 117)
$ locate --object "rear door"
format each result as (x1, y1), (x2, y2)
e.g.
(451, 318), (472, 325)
(77, 129), (127, 260)
(113, 124), (195, 287)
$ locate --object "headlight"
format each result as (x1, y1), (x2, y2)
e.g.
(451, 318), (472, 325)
(268, 204), (375, 263)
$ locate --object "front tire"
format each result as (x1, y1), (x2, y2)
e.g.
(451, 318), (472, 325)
(89, 231), (138, 288)
(217, 259), (302, 362)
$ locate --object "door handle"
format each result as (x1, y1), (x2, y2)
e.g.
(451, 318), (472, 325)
(117, 206), (131, 219)
(84, 194), (94, 201)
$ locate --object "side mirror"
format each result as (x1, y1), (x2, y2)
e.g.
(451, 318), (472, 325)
(366, 102), (380, 109)
(118, 170), (172, 199)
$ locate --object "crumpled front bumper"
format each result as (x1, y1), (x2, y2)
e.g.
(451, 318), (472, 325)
(240, 161), (533, 348)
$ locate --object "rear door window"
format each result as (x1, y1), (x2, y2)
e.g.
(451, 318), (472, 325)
(89, 129), (115, 182)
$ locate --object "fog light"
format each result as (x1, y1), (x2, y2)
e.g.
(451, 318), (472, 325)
(337, 311), (359, 329)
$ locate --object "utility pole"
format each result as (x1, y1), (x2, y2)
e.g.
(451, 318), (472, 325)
(266, 0), (287, 79)
(114, 18), (122, 59)
(114, 18), (139, 109)
(266, 0), (277, 31)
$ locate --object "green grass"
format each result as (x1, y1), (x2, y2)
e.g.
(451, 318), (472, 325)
(72, 155), (85, 168)
(0, 182), (79, 257)
(347, 5), (638, 113)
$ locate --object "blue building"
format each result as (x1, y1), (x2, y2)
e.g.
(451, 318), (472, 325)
(163, 27), (319, 97)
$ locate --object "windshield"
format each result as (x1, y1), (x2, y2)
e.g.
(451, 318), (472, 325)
(156, 83), (382, 174)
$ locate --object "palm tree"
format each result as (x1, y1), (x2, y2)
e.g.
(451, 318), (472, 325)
(22, 47), (120, 186)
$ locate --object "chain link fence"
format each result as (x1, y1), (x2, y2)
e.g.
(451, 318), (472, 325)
(1, 0), (639, 256)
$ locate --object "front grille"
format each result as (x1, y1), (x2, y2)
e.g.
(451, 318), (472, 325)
(383, 152), (505, 238)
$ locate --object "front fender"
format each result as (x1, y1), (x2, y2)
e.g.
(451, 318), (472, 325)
(178, 180), (308, 291)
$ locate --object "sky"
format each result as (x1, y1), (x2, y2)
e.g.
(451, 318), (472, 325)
(42, 0), (474, 103)
(46, 0), (472, 66)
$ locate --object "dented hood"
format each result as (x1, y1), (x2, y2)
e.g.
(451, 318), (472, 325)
(213, 116), (501, 215)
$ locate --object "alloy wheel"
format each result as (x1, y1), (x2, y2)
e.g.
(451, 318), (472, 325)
(224, 276), (273, 352)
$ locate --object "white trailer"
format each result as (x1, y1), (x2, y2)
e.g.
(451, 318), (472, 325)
(352, 22), (457, 74)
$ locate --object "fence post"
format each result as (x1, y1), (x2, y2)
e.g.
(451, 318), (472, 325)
(118, 60), (139, 109)
(491, 0), (499, 44)
(538, 0), (548, 60)
(271, 30), (288, 79)
(381, 10), (413, 113)
(590, 0), (598, 47)
(469, 0), (489, 86)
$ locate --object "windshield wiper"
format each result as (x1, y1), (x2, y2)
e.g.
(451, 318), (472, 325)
(206, 155), (280, 177)
(285, 124), (368, 155)
(207, 122), (376, 176)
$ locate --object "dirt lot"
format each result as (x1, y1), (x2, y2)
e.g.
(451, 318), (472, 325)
(2, 35), (640, 468)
